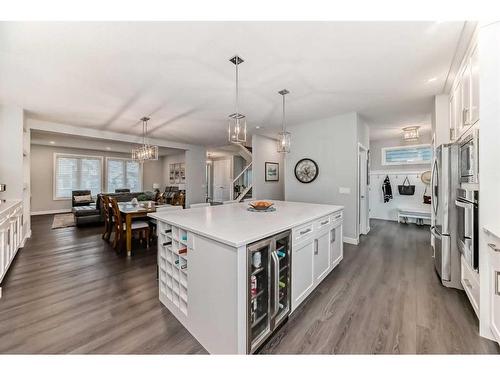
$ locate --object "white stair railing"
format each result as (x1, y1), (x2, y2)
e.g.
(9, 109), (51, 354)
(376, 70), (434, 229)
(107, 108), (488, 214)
(230, 161), (252, 201)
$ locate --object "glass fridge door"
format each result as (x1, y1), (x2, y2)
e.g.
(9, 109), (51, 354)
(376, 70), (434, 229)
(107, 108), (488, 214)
(271, 231), (291, 330)
(247, 238), (271, 353)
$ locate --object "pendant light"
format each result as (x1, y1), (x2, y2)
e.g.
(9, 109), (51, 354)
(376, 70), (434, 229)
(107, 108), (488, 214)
(227, 55), (247, 144)
(277, 89), (291, 153)
(132, 116), (159, 162)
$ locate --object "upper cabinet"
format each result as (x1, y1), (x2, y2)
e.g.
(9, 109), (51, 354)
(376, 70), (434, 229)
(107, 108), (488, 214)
(470, 45), (480, 125)
(450, 43), (480, 142)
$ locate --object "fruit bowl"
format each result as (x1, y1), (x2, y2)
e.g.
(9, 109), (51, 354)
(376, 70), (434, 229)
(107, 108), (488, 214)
(248, 201), (274, 211)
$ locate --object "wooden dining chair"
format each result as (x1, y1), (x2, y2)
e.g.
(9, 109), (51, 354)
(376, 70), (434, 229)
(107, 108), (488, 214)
(101, 195), (113, 241)
(109, 197), (150, 253)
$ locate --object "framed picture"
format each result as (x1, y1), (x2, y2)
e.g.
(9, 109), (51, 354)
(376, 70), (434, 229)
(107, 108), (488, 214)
(180, 163), (186, 183)
(265, 162), (279, 182)
(169, 164), (175, 184)
(174, 163), (181, 184)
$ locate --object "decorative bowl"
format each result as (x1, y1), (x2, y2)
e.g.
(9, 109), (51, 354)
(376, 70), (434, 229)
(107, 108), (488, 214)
(248, 201), (274, 211)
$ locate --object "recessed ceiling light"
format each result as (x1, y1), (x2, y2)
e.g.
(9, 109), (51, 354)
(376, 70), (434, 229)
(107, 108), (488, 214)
(256, 126), (261, 129)
(106, 147), (111, 150)
(49, 141), (55, 144)
(427, 77), (437, 83)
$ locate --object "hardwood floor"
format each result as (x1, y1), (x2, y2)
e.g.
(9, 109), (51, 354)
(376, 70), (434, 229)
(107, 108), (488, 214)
(0, 216), (497, 354)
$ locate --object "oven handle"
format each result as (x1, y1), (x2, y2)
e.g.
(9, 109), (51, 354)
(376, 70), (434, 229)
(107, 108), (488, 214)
(455, 200), (472, 209)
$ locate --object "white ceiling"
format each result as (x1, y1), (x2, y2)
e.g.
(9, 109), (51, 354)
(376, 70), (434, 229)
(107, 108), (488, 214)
(0, 22), (464, 145)
(31, 130), (182, 156)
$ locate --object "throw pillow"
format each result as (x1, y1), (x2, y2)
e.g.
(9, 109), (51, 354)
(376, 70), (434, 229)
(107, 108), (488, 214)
(74, 194), (92, 203)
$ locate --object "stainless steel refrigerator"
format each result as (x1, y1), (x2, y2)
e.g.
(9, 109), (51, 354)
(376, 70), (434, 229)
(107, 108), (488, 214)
(247, 230), (291, 353)
(431, 143), (462, 289)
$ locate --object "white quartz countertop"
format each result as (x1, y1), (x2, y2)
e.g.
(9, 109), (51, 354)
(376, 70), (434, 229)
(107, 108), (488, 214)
(149, 200), (343, 247)
(0, 200), (22, 217)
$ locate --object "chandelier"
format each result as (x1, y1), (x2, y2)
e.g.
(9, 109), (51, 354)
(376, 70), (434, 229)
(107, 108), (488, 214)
(402, 126), (420, 141)
(277, 89), (291, 153)
(132, 116), (159, 162)
(227, 55), (247, 144)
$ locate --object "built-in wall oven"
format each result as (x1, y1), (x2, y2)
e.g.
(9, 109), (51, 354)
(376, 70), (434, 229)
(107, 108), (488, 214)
(459, 129), (479, 184)
(455, 189), (479, 270)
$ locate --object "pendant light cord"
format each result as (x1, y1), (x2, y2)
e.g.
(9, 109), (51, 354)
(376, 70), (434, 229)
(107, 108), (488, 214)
(235, 60), (239, 116)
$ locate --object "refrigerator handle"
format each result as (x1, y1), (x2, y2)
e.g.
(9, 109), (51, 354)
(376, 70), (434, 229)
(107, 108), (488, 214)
(271, 251), (280, 318)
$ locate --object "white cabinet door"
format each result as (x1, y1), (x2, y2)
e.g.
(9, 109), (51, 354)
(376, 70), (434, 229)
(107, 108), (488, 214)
(450, 82), (462, 141)
(313, 230), (330, 283)
(330, 224), (343, 268)
(460, 63), (472, 135)
(470, 46), (480, 125)
(292, 238), (315, 311)
(491, 252), (500, 343)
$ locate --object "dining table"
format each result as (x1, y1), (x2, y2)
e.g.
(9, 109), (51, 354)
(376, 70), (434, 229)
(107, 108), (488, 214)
(118, 201), (171, 256)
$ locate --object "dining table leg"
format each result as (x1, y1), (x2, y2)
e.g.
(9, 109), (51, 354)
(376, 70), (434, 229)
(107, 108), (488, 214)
(126, 213), (132, 257)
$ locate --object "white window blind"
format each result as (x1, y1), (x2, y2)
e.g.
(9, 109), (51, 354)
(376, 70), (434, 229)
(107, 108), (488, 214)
(106, 158), (142, 193)
(54, 154), (103, 199)
(381, 144), (432, 166)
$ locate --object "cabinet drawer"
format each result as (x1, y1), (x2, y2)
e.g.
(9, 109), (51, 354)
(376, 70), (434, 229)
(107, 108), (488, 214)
(293, 222), (314, 243)
(331, 211), (343, 226)
(314, 215), (331, 231)
(461, 255), (479, 317)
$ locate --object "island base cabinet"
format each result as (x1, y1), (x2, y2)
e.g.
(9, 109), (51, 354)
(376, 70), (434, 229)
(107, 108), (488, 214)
(490, 250), (500, 344)
(330, 224), (343, 268)
(313, 230), (331, 284)
(291, 238), (315, 311)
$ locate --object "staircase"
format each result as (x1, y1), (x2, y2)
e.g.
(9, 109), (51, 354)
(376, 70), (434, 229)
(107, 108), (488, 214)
(230, 144), (253, 202)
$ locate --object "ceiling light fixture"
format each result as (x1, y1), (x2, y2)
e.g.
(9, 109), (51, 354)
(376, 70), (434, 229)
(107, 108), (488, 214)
(227, 55), (247, 144)
(402, 126), (420, 141)
(132, 116), (158, 162)
(277, 89), (291, 153)
(427, 77), (437, 83)
(49, 141), (55, 144)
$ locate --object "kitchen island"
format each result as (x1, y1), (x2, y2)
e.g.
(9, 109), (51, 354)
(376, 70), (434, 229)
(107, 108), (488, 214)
(148, 200), (344, 354)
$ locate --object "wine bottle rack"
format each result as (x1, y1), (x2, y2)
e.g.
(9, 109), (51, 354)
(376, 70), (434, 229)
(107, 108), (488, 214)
(158, 222), (189, 316)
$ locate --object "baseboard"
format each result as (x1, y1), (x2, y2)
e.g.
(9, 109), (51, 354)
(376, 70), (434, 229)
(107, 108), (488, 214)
(21, 230), (32, 247)
(31, 209), (71, 216)
(343, 236), (359, 245)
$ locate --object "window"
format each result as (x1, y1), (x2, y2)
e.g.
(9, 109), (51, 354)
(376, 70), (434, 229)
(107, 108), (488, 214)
(381, 144), (432, 166)
(54, 154), (103, 199)
(106, 158), (142, 193)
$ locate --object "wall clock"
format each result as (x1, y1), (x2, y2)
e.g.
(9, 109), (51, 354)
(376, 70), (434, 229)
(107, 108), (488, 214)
(294, 158), (319, 183)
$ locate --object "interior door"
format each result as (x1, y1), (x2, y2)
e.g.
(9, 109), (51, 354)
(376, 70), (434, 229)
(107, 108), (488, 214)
(358, 147), (369, 235)
(213, 159), (231, 202)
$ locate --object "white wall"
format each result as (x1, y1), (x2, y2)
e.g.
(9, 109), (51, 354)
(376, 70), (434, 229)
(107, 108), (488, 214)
(252, 135), (284, 201)
(184, 146), (207, 207)
(0, 105), (24, 201)
(30, 144), (163, 213)
(284, 112), (361, 241)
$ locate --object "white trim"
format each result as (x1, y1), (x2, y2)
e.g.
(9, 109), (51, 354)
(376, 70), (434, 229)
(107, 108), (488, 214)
(381, 144), (432, 166)
(21, 230), (32, 247)
(53, 152), (104, 200)
(343, 236), (359, 245)
(31, 209), (72, 216)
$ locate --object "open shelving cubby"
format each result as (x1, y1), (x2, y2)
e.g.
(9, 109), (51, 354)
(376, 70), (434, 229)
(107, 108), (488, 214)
(157, 221), (188, 317)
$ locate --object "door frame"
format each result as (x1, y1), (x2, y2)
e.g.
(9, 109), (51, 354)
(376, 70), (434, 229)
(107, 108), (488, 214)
(357, 143), (370, 237)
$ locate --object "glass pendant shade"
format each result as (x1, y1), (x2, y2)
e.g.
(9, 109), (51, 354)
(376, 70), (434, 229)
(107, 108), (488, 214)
(132, 117), (159, 162)
(402, 126), (420, 141)
(277, 131), (291, 153)
(227, 55), (247, 144)
(277, 89), (291, 153)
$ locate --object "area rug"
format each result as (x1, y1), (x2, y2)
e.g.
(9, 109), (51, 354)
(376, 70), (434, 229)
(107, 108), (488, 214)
(52, 213), (76, 229)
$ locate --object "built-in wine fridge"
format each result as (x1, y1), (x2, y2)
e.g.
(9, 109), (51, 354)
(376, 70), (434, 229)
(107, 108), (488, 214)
(247, 230), (291, 353)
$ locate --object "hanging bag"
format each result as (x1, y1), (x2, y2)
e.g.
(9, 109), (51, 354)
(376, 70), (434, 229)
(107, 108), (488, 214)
(423, 185), (431, 204)
(398, 176), (415, 195)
